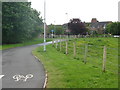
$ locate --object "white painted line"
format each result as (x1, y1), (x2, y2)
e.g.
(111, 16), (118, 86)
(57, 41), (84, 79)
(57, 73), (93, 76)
(43, 72), (48, 88)
(33, 55), (48, 88)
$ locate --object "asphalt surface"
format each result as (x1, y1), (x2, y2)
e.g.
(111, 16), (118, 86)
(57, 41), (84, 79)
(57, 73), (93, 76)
(1, 41), (53, 88)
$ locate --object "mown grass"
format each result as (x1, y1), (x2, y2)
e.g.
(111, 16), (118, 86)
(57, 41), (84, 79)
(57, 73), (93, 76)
(32, 37), (118, 88)
(0, 38), (52, 50)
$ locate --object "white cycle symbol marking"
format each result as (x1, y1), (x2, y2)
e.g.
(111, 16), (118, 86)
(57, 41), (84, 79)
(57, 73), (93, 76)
(13, 74), (33, 82)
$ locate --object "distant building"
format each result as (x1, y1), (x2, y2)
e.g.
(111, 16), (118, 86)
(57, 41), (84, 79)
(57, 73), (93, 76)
(91, 18), (98, 23)
(63, 18), (112, 35)
(90, 18), (112, 34)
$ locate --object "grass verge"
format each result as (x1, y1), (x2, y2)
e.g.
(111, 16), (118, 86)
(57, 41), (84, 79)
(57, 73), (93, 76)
(0, 38), (52, 50)
(32, 37), (118, 88)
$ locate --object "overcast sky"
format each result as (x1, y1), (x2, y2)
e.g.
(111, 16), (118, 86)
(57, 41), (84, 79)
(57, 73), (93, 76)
(29, 0), (119, 25)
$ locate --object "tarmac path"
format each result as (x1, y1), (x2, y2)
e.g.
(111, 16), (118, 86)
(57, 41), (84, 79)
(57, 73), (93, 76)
(1, 41), (53, 88)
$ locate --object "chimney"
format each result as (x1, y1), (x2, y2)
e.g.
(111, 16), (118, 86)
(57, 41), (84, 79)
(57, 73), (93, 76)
(91, 18), (98, 23)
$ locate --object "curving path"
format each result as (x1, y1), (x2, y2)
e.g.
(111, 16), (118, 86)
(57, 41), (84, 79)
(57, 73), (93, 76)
(2, 41), (53, 88)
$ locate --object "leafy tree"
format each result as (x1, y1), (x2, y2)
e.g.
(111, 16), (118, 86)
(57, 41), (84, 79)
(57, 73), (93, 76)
(2, 2), (43, 44)
(48, 24), (64, 35)
(68, 19), (87, 35)
(47, 24), (54, 34)
(54, 25), (64, 35)
(106, 22), (120, 35)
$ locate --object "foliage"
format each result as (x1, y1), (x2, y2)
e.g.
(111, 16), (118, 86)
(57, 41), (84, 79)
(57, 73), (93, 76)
(68, 19), (87, 35)
(106, 22), (120, 35)
(48, 24), (64, 35)
(54, 25), (64, 35)
(47, 24), (54, 34)
(2, 2), (43, 44)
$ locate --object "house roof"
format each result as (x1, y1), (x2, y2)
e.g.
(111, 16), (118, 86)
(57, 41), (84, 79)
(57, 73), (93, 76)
(91, 21), (112, 28)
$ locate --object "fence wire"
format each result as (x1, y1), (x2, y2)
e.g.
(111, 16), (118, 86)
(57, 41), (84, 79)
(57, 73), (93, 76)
(52, 38), (118, 73)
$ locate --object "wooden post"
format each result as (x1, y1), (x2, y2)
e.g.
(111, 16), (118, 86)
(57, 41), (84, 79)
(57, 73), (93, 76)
(66, 41), (68, 54)
(75, 35), (77, 38)
(56, 40), (58, 48)
(103, 46), (107, 72)
(60, 35), (62, 51)
(60, 35), (62, 39)
(73, 42), (76, 57)
(66, 35), (68, 39)
(52, 40), (54, 47)
(74, 35), (77, 38)
(60, 40), (62, 51)
(84, 44), (88, 64)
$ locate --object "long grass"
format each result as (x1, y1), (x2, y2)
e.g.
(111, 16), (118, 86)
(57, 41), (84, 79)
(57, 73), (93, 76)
(32, 37), (118, 88)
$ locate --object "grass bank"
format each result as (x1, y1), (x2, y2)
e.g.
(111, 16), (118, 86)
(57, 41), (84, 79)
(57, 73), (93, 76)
(33, 37), (118, 88)
(0, 38), (52, 50)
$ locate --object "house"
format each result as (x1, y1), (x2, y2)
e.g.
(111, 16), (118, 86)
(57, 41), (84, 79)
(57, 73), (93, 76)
(90, 18), (112, 34)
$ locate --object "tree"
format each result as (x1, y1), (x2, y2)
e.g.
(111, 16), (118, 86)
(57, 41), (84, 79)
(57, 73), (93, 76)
(106, 22), (120, 35)
(48, 24), (64, 35)
(54, 25), (64, 35)
(68, 19), (87, 35)
(47, 24), (54, 34)
(2, 2), (43, 44)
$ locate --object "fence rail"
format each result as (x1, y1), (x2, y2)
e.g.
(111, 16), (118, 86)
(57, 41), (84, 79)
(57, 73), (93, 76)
(51, 38), (118, 72)
(39, 34), (119, 38)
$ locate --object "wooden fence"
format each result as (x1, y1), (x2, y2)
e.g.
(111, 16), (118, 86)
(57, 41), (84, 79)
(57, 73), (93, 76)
(52, 39), (108, 72)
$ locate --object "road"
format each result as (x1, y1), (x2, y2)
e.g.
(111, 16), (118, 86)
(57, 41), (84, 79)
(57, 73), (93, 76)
(1, 41), (53, 88)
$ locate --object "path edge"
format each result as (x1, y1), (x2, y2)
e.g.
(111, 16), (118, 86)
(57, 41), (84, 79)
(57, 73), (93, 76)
(32, 53), (48, 88)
